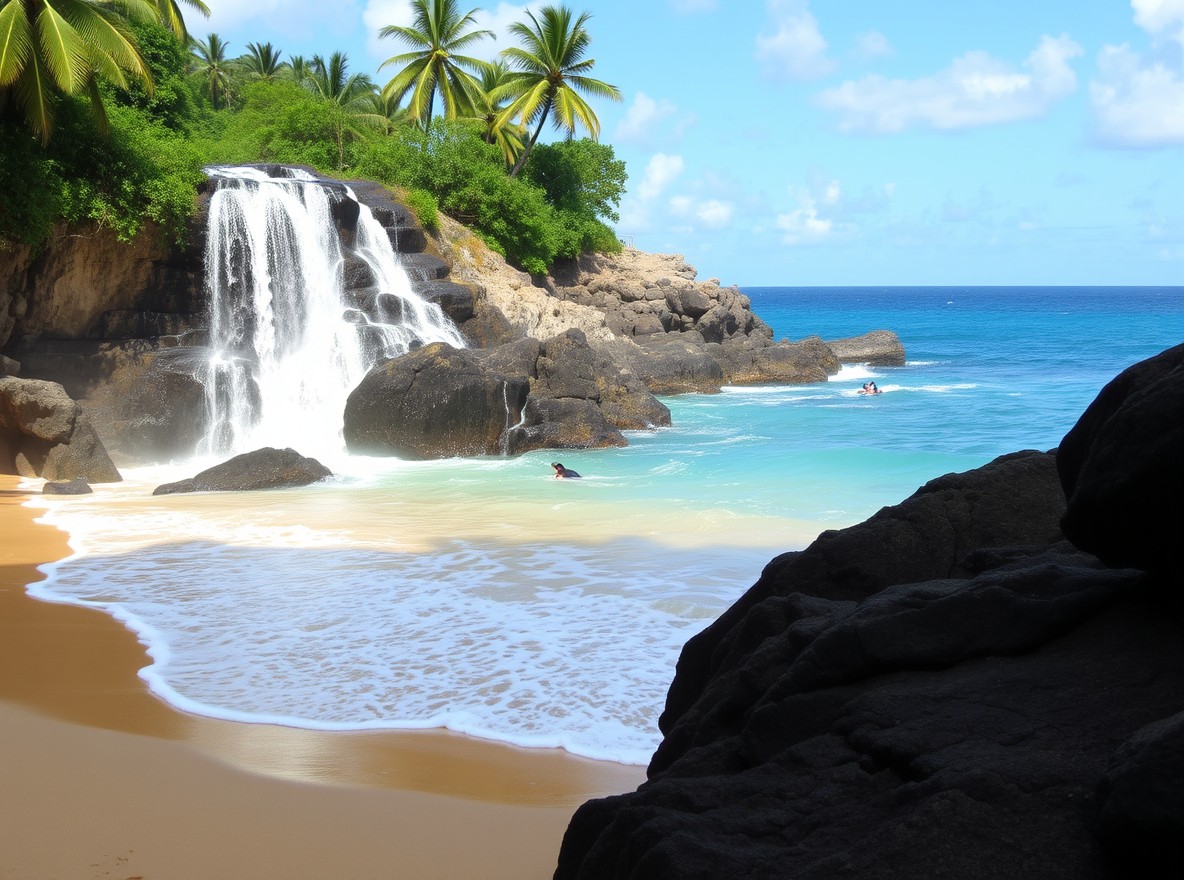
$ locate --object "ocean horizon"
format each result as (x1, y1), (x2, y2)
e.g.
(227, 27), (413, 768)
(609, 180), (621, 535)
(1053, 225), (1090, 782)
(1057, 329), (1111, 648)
(25, 284), (1184, 765)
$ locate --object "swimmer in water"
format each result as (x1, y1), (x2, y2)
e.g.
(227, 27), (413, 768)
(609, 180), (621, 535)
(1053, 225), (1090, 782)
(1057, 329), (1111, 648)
(551, 462), (582, 479)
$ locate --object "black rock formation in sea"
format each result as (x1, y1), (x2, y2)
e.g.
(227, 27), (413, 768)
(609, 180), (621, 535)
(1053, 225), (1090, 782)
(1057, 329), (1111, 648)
(554, 342), (1184, 880)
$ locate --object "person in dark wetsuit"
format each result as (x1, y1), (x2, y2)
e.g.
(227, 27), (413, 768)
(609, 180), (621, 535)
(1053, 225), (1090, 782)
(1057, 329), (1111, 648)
(551, 462), (582, 479)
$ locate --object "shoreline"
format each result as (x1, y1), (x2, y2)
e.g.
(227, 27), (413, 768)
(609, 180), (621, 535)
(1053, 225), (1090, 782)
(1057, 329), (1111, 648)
(0, 476), (644, 878)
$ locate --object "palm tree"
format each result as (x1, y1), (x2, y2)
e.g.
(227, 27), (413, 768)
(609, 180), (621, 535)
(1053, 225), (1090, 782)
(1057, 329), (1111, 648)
(378, 0), (492, 133)
(0, 0), (156, 143)
(287, 54), (312, 86)
(308, 52), (382, 169)
(150, 0), (209, 42)
(189, 32), (233, 109)
(241, 41), (284, 80)
(497, 4), (620, 177)
(366, 90), (412, 134)
(467, 60), (524, 166)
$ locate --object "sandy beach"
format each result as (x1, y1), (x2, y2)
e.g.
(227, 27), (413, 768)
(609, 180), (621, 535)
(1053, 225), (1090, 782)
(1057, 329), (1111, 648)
(0, 476), (644, 879)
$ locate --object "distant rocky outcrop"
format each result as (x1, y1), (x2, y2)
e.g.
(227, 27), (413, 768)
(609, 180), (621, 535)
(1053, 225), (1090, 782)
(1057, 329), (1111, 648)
(826, 330), (907, 367)
(555, 343), (1184, 880)
(0, 377), (121, 483)
(152, 447), (331, 495)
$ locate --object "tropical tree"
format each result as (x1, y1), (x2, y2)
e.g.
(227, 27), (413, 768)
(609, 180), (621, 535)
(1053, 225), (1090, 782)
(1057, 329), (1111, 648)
(287, 55), (312, 86)
(378, 0), (492, 133)
(241, 41), (284, 80)
(497, 4), (620, 177)
(0, 0), (156, 142)
(189, 32), (233, 109)
(149, 0), (209, 42)
(465, 59), (524, 166)
(307, 52), (382, 169)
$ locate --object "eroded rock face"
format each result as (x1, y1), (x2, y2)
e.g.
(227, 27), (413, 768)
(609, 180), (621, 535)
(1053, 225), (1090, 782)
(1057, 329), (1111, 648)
(555, 344), (1184, 880)
(152, 447), (331, 495)
(342, 343), (528, 459)
(0, 377), (121, 482)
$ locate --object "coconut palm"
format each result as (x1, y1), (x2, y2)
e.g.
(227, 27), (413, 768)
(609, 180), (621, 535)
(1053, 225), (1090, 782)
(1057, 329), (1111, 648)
(0, 0), (157, 142)
(378, 0), (492, 133)
(467, 59), (524, 166)
(497, 4), (620, 177)
(150, 0), (209, 42)
(189, 32), (233, 109)
(241, 41), (284, 80)
(308, 52), (382, 169)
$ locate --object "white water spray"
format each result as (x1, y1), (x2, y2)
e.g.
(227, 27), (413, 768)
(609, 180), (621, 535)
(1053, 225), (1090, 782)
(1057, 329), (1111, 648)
(200, 166), (465, 459)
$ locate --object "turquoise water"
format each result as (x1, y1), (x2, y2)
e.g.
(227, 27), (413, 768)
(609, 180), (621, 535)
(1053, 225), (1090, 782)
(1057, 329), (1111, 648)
(27, 286), (1184, 764)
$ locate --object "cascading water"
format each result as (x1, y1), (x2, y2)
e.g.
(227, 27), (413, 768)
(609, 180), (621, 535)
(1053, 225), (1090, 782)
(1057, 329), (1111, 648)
(200, 166), (465, 459)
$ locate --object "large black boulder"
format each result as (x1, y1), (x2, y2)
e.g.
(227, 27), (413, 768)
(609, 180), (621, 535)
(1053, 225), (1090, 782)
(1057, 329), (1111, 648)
(152, 447), (331, 495)
(1057, 341), (1184, 578)
(343, 343), (528, 459)
(554, 344), (1184, 880)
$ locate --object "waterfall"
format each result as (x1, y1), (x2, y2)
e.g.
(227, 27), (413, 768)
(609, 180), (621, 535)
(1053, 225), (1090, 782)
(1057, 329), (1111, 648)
(199, 166), (465, 458)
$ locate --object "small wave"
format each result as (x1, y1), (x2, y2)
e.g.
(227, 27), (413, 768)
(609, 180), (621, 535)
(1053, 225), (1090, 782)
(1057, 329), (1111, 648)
(832, 364), (878, 381)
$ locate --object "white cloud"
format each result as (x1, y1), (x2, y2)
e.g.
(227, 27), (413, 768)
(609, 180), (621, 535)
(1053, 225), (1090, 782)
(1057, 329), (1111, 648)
(615, 92), (679, 143)
(755, 0), (835, 82)
(695, 199), (735, 228)
(1090, 43), (1184, 147)
(1132, 0), (1184, 43)
(637, 154), (686, 201)
(815, 34), (1082, 133)
(774, 176), (878, 244)
(853, 31), (893, 61)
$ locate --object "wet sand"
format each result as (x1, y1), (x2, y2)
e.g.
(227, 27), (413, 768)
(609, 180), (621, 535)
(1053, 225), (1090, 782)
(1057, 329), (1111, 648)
(0, 476), (644, 879)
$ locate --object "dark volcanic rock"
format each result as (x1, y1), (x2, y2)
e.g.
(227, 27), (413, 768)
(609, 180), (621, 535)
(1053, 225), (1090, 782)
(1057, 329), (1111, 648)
(0, 377), (121, 482)
(555, 348), (1184, 880)
(1057, 341), (1184, 578)
(343, 343), (528, 459)
(533, 329), (671, 431)
(152, 447), (331, 495)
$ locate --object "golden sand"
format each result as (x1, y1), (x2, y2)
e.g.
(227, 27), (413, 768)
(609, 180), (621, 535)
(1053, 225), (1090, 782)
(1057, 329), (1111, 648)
(0, 476), (644, 879)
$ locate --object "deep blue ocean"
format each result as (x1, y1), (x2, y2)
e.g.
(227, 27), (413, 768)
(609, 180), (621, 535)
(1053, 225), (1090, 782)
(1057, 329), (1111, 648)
(27, 285), (1184, 764)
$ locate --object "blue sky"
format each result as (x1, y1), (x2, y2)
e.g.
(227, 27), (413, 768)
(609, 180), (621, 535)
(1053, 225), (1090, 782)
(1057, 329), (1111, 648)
(200, 1), (1183, 286)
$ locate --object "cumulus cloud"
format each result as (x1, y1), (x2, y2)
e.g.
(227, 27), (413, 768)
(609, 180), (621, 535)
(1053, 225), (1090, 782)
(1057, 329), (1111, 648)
(1090, 43), (1184, 147)
(1086, 1), (1184, 147)
(815, 34), (1083, 133)
(615, 92), (681, 143)
(637, 154), (686, 201)
(671, 198), (734, 228)
(774, 175), (882, 244)
(755, 0), (835, 82)
(1131, 0), (1184, 43)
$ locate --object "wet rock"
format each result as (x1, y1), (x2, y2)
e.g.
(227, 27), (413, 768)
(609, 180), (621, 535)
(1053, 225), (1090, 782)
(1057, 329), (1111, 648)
(42, 477), (93, 495)
(343, 343), (528, 459)
(152, 447), (331, 495)
(0, 377), (121, 482)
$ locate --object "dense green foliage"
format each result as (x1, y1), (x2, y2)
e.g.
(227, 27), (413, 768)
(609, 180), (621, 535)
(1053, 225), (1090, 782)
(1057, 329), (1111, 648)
(0, 3), (627, 275)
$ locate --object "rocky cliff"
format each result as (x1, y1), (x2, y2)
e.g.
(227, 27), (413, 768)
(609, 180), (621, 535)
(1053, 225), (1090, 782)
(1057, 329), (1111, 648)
(554, 342), (1184, 880)
(0, 167), (900, 470)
